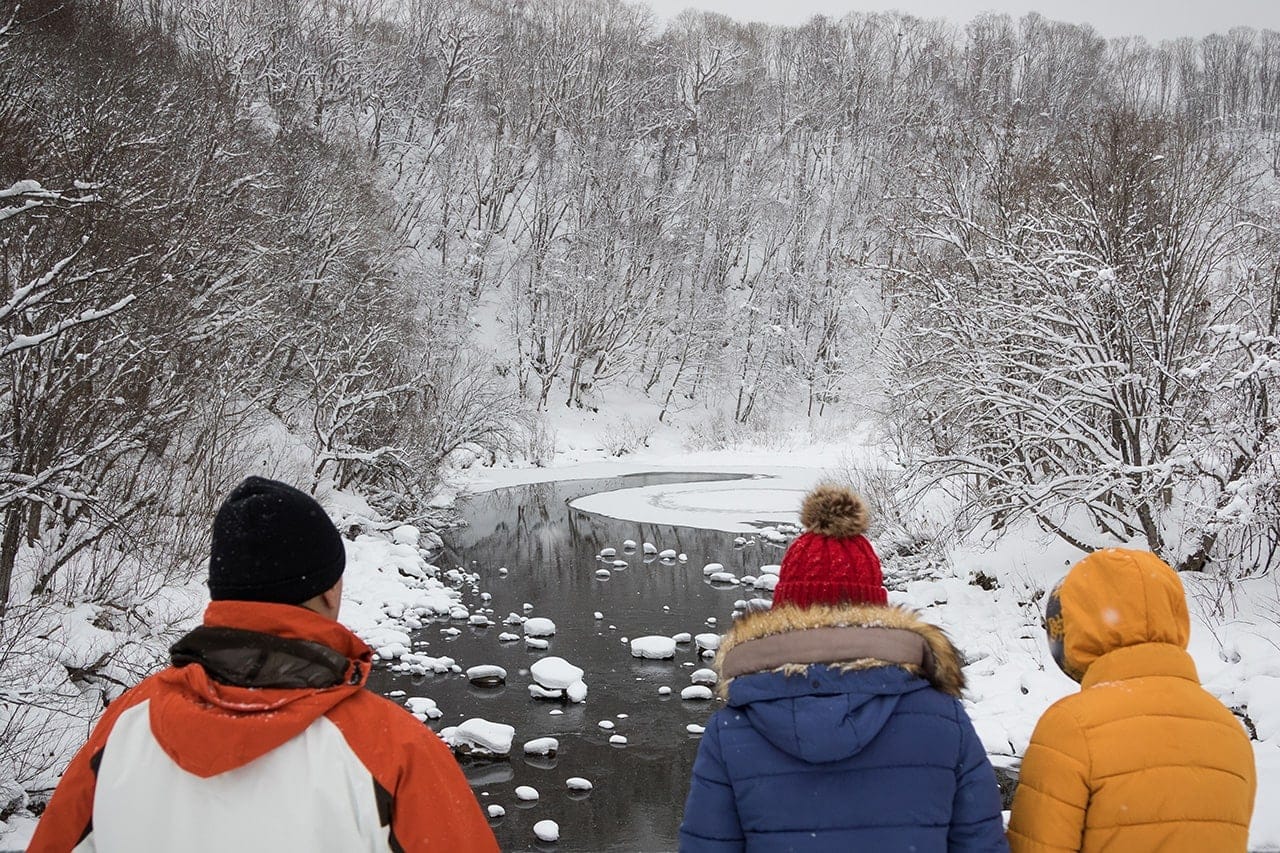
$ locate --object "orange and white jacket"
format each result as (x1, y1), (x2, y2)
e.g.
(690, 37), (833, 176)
(28, 601), (498, 853)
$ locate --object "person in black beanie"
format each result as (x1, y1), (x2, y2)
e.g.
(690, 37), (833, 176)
(31, 477), (498, 853)
(208, 476), (348, 611)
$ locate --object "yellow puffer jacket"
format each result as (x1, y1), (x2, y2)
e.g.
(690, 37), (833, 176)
(1007, 548), (1256, 853)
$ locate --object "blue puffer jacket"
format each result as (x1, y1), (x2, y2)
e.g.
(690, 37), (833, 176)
(679, 604), (1008, 853)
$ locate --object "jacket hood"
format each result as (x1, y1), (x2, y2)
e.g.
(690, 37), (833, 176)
(149, 601), (372, 778)
(715, 604), (965, 763)
(1047, 548), (1190, 682)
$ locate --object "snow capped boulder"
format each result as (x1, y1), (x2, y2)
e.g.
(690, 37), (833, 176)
(533, 820), (559, 842)
(709, 572), (739, 585)
(756, 574), (779, 592)
(609, 735), (627, 745)
(441, 718), (515, 756)
(597, 720), (614, 730)
(599, 547), (617, 558)
(695, 633), (721, 652)
(503, 612), (524, 625)
(672, 632), (692, 644)
(630, 636), (677, 659)
(690, 668), (718, 686)
(466, 665), (506, 687)
(565, 680), (588, 703)
(468, 614), (492, 626)
(611, 559), (628, 568)
(523, 617), (556, 637)
(523, 737), (559, 756)
(565, 777), (592, 792)
(658, 686), (672, 696)
(658, 549), (677, 560)
(702, 562), (724, 576)
(404, 697), (442, 720)
(622, 539), (637, 551)
(531, 657), (584, 689)
(643, 542), (657, 554)
(687, 724), (706, 734)
(449, 605), (470, 620)
(525, 637), (549, 650)
(681, 686), (714, 701)
(487, 804), (505, 818)
(595, 569), (612, 579)
(515, 785), (539, 802)
(593, 611), (604, 620)
(498, 632), (520, 642)
(678, 553), (688, 562)
(759, 564), (781, 576)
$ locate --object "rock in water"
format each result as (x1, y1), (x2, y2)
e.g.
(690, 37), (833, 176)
(629, 636), (677, 659)
(466, 665), (507, 687)
(533, 820), (559, 842)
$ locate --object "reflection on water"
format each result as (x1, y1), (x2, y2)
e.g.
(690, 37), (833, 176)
(367, 473), (787, 852)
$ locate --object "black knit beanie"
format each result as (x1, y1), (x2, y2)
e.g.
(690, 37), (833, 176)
(208, 476), (346, 605)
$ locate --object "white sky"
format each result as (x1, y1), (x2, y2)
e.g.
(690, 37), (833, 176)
(639, 0), (1280, 42)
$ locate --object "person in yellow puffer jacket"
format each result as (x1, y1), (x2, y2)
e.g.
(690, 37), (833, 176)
(1007, 548), (1256, 853)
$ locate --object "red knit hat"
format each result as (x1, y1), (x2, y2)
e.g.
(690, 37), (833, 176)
(773, 485), (887, 608)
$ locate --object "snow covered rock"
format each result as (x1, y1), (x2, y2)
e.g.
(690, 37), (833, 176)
(597, 720), (615, 730)
(756, 574), (779, 592)
(643, 542), (657, 554)
(695, 633), (721, 652)
(759, 564), (781, 576)
(525, 637), (550, 650)
(658, 686), (672, 696)
(610, 559), (628, 568)
(449, 605), (470, 620)
(691, 668), (718, 686)
(441, 718), (515, 756)
(531, 657), (584, 689)
(515, 786), (539, 802)
(498, 632), (520, 642)
(523, 617), (556, 637)
(672, 632), (692, 644)
(609, 735), (627, 746)
(529, 684), (564, 700)
(468, 614), (492, 627)
(681, 686), (714, 701)
(523, 737), (559, 756)
(622, 539), (637, 550)
(702, 562), (724, 576)
(599, 547), (617, 558)
(565, 680), (588, 703)
(565, 777), (592, 791)
(687, 724), (706, 734)
(466, 665), (506, 686)
(594, 611), (604, 620)
(404, 697), (442, 720)
(595, 569), (612, 579)
(487, 804), (505, 818)
(630, 636), (677, 659)
(533, 820), (559, 842)
(709, 572), (739, 585)
(658, 549), (677, 560)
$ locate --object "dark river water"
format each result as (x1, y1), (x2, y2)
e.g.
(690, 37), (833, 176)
(368, 473), (789, 853)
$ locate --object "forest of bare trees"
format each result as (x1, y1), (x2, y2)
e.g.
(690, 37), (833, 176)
(2, 0), (1279, 811)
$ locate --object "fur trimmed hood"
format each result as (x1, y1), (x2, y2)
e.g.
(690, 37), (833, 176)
(715, 603), (966, 699)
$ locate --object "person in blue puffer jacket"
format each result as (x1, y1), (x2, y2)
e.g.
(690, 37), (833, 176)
(679, 485), (1008, 853)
